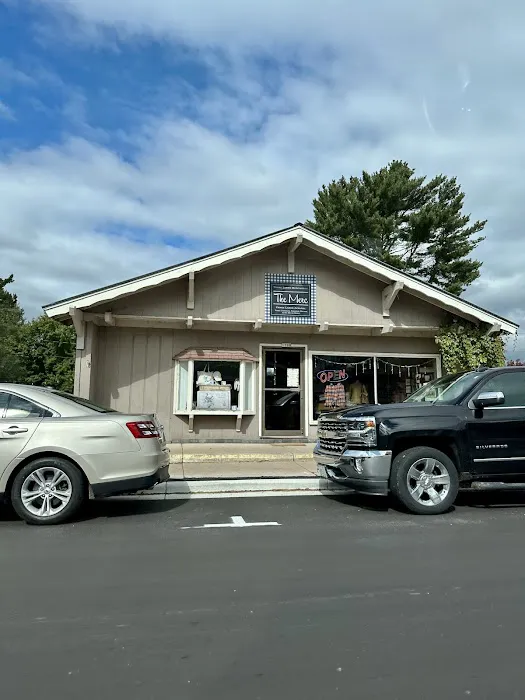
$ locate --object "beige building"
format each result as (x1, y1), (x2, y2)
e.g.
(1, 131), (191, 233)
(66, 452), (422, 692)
(44, 224), (517, 443)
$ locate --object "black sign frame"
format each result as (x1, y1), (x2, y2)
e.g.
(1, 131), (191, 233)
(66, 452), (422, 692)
(265, 274), (316, 324)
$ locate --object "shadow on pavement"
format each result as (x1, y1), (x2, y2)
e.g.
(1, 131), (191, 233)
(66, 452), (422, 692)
(327, 488), (525, 514)
(0, 496), (189, 525)
(0, 502), (18, 522)
(457, 488), (525, 509)
(80, 497), (189, 520)
(325, 493), (390, 512)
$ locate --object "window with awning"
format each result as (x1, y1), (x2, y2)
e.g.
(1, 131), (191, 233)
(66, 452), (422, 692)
(173, 348), (257, 418)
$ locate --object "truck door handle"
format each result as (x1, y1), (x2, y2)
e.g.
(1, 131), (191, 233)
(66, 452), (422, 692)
(2, 426), (29, 435)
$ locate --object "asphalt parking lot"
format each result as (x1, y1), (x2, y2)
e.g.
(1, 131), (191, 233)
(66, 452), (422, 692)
(2, 491), (525, 700)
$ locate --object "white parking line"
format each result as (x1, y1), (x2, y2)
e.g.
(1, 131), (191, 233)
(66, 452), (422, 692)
(181, 515), (280, 529)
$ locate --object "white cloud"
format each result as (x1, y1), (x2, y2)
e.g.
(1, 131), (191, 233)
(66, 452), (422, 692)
(2, 0), (525, 355)
(0, 100), (15, 120)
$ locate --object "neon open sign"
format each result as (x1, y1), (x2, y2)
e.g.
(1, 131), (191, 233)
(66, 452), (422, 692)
(317, 369), (348, 384)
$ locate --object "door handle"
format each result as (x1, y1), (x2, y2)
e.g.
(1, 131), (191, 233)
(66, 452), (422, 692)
(2, 426), (29, 435)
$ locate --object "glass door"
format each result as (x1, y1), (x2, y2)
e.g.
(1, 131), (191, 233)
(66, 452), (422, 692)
(263, 349), (305, 436)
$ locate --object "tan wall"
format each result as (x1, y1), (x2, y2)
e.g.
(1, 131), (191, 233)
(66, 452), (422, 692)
(99, 244), (446, 328)
(75, 321), (98, 400)
(94, 327), (440, 442)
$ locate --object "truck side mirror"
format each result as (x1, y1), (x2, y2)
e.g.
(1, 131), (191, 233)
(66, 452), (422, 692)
(472, 391), (505, 409)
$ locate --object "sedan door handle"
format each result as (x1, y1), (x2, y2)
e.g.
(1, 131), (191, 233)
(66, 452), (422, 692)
(2, 426), (29, 435)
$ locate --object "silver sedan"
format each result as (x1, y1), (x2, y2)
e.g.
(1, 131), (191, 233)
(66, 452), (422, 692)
(0, 384), (170, 525)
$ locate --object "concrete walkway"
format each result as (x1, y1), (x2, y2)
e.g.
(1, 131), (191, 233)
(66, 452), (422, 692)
(169, 460), (317, 479)
(168, 442), (317, 479)
(168, 441), (314, 463)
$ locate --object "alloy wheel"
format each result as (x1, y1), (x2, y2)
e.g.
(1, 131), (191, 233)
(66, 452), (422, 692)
(406, 458), (451, 507)
(20, 468), (73, 518)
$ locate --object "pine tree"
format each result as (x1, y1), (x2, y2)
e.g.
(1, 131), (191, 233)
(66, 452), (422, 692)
(0, 275), (24, 382)
(308, 160), (485, 295)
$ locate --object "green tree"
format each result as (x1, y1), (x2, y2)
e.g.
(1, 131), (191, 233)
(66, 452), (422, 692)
(436, 321), (506, 373)
(308, 160), (486, 295)
(0, 275), (24, 382)
(12, 315), (76, 392)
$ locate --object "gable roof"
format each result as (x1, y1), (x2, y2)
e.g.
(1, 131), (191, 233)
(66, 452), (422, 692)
(44, 223), (518, 334)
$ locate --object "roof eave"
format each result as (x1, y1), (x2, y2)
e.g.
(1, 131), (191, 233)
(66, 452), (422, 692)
(43, 224), (518, 335)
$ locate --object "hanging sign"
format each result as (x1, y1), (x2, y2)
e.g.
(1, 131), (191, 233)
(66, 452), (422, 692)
(265, 274), (316, 324)
(287, 368), (300, 388)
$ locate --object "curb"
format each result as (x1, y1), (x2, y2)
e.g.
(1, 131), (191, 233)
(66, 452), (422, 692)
(129, 477), (353, 499)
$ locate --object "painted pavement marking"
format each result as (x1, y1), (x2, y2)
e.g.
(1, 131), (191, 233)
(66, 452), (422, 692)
(181, 515), (280, 530)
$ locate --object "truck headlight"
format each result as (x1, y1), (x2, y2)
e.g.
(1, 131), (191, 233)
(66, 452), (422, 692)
(346, 417), (377, 447)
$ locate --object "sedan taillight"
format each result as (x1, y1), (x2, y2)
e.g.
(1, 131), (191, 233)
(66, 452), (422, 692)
(126, 421), (159, 439)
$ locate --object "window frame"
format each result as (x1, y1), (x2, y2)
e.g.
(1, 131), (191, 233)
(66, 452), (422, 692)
(466, 369), (525, 410)
(308, 351), (442, 425)
(0, 390), (56, 420)
(0, 391), (8, 419)
(173, 358), (257, 416)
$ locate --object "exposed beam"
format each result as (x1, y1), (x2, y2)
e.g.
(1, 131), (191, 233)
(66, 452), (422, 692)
(485, 322), (502, 336)
(319, 321), (329, 332)
(287, 233), (303, 273)
(104, 311), (115, 326)
(186, 316), (193, 328)
(382, 281), (404, 318)
(381, 320), (394, 335)
(69, 307), (85, 350)
(187, 271), (195, 310)
(81, 313), (440, 336)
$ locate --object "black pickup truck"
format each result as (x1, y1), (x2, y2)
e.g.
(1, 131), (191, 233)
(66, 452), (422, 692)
(314, 366), (525, 514)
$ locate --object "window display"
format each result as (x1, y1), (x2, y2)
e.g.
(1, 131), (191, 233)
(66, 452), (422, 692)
(311, 353), (439, 420)
(174, 352), (257, 413)
(376, 357), (437, 404)
(193, 361), (239, 411)
(312, 355), (374, 420)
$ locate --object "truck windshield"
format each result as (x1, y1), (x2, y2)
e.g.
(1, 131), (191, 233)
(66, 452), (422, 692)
(405, 372), (484, 404)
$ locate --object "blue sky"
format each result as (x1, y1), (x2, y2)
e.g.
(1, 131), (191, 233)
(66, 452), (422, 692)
(1, 0), (525, 352)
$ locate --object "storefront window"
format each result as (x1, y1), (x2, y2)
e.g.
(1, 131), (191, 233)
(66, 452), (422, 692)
(376, 357), (437, 404)
(176, 361), (189, 411)
(312, 355), (374, 420)
(243, 362), (255, 412)
(193, 360), (240, 411)
(311, 354), (439, 419)
(174, 355), (256, 413)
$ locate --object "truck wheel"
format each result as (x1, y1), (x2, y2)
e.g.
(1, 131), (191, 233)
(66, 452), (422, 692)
(10, 457), (85, 526)
(389, 447), (459, 515)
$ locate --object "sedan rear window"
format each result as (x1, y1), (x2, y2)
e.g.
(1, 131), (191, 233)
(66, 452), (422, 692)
(50, 391), (117, 413)
(6, 394), (50, 419)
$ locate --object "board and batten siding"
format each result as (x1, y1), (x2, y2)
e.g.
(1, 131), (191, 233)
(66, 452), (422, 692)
(98, 245), (446, 329)
(94, 327), (440, 442)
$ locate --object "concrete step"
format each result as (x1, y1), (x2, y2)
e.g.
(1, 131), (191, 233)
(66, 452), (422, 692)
(168, 442), (315, 464)
(169, 460), (317, 479)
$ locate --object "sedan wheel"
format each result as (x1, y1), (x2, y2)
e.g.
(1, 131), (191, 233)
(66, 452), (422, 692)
(11, 457), (85, 525)
(20, 468), (73, 518)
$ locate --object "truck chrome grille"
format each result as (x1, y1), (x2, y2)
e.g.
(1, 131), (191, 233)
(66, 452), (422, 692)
(318, 437), (346, 453)
(318, 418), (347, 453)
(318, 420), (343, 432)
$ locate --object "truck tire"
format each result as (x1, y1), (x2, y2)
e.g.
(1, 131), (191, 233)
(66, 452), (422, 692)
(389, 446), (459, 515)
(10, 457), (85, 526)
